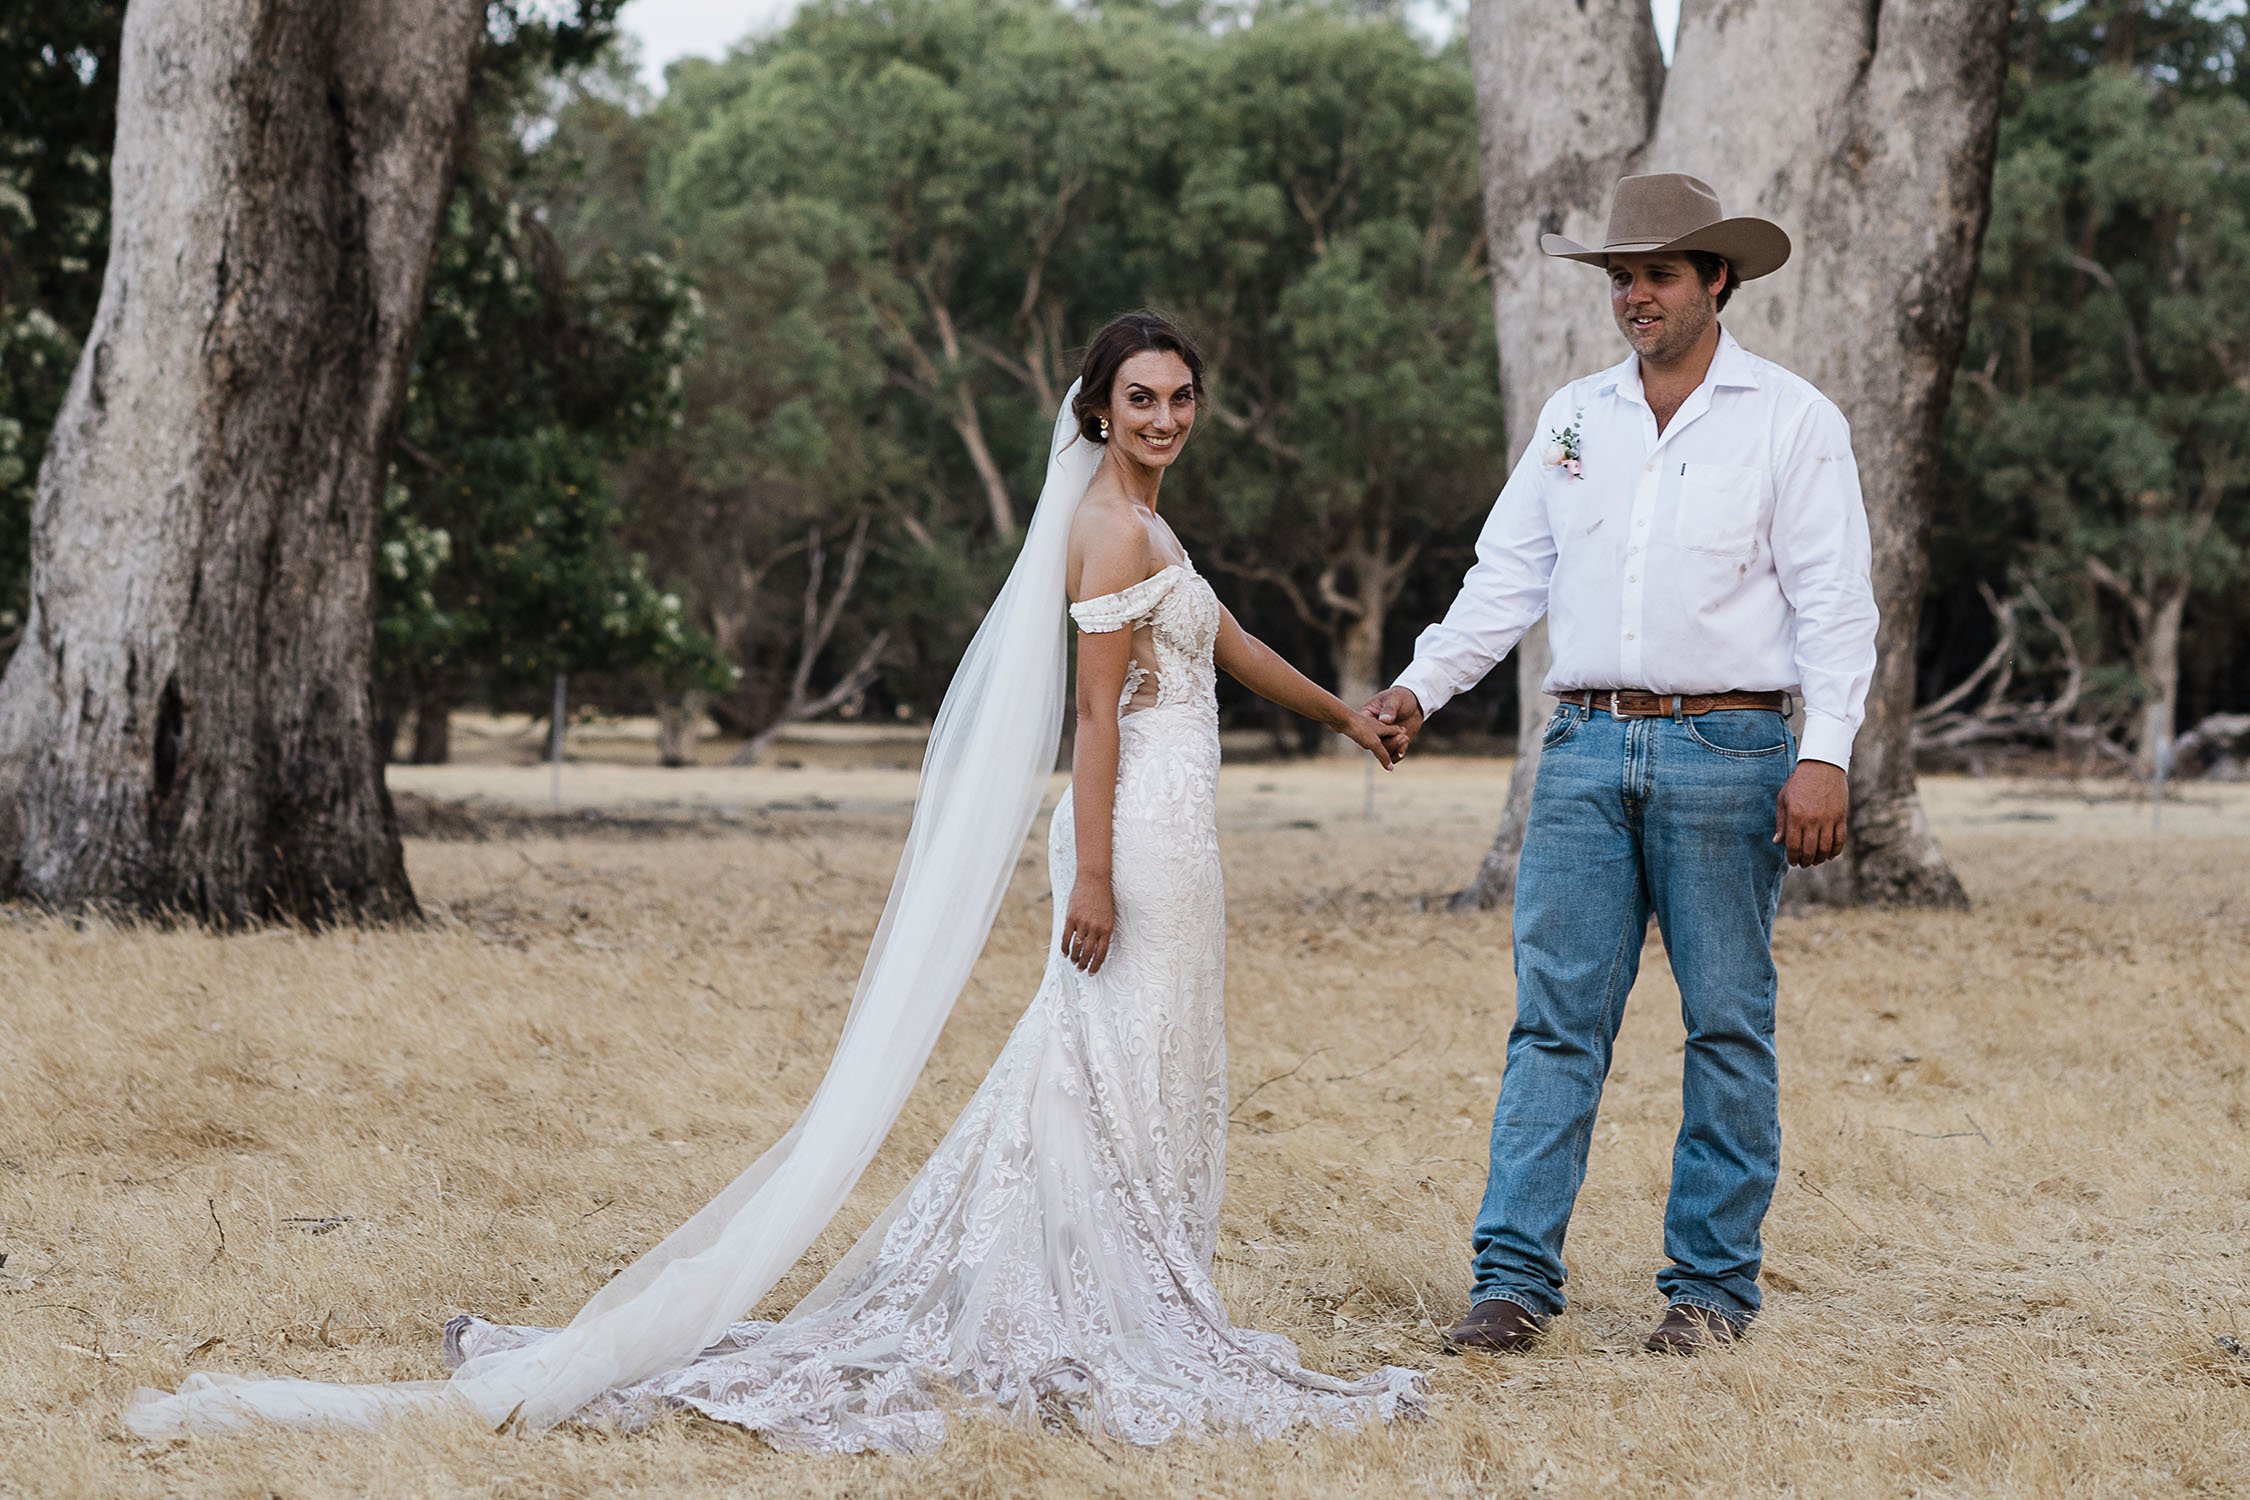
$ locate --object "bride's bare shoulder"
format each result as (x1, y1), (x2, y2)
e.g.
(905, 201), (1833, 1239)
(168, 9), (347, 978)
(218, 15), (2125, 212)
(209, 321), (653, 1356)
(1067, 489), (1153, 602)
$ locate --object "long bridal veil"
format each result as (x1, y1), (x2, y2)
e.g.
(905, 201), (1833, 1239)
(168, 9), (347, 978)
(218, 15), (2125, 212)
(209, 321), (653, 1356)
(128, 387), (1103, 1438)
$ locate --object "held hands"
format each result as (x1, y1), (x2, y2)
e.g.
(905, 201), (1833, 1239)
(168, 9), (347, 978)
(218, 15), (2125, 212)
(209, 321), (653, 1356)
(1060, 875), (1115, 973)
(1774, 760), (1849, 867)
(1335, 707), (1407, 769)
(1361, 687), (1426, 756)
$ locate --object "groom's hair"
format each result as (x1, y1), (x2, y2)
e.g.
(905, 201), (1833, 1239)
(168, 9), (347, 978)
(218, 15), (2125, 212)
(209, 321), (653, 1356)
(1685, 252), (1736, 311)
(1073, 312), (1206, 444)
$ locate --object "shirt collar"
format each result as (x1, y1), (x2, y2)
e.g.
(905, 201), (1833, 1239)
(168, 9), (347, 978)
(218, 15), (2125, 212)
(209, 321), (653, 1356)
(1600, 324), (1762, 404)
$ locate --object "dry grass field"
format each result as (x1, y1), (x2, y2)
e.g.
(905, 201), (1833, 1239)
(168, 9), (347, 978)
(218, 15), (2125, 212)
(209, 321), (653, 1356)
(5, 738), (2249, 1498)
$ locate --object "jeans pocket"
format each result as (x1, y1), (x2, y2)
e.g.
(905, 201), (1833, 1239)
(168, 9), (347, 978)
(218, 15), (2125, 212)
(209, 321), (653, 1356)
(1682, 709), (1791, 758)
(1540, 705), (1581, 750)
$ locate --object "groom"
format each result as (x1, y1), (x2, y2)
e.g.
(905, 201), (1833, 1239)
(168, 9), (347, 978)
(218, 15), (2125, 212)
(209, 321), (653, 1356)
(1367, 174), (1879, 1354)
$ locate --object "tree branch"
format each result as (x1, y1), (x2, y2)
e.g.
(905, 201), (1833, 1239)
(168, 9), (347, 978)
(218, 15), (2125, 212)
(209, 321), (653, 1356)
(391, 437), (449, 477)
(1208, 551), (1322, 631)
(1915, 582), (2018, 724)
(2084, 553), (2152, 633)
(2059, 251), (2150, 391)
(1204, 395), (1303, 465)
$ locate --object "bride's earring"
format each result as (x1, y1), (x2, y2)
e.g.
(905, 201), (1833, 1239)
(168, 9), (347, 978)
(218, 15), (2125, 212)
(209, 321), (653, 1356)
(1097, 416), (1110, 441)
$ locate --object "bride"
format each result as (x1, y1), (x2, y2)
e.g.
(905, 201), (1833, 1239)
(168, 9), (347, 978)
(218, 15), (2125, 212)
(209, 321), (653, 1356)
(128, 312), (1425, 1452)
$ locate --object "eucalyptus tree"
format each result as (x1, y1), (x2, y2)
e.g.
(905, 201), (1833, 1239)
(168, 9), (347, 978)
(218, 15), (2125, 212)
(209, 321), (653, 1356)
(0, 0), (497, 922)
(663, 0), (1164, 541)
(618, 0), (1174, 744)
(380, 65), (725, 763)
(0, 1), (640, 922)
(1947, 1), (2250, 777)
(1163, 14), (1502, 717)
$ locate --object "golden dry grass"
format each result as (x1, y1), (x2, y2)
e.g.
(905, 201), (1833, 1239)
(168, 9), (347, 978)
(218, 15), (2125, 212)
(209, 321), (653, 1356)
(5, 751), (2250, 1498)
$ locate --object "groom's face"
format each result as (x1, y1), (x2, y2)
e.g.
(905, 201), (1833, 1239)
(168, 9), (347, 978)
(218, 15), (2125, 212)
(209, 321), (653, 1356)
(1607, 252), (1720, 366)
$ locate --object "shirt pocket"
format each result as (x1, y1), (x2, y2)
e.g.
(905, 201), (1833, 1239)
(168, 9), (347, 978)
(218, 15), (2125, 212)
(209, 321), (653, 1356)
(1676, 462), (1765, 556)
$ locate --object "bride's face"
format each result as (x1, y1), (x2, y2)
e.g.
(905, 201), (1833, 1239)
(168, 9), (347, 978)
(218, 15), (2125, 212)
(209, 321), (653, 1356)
(1105, 351), (1197, 468)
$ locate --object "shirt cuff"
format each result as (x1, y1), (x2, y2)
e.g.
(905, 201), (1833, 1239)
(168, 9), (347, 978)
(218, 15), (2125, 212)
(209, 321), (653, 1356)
(1391, 663), (1455, 720)
(1796, 714), (1856, 772)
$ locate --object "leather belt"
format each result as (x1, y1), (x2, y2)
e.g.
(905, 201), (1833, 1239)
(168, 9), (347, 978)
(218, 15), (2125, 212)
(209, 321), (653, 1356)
(1566, 688), (1792, 719)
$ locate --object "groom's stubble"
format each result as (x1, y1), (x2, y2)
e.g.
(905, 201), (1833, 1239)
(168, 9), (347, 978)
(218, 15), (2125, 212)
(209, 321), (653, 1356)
(1608, 254), (1722, 373)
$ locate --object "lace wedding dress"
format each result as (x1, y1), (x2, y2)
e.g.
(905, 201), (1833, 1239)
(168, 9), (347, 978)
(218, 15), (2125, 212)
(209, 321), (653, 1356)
(126, 390), (1420, 1452)
(442, 558), (1423, 1451)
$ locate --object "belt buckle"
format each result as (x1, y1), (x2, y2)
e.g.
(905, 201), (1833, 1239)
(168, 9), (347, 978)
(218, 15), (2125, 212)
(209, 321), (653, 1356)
(1609, 690), (1624, 719)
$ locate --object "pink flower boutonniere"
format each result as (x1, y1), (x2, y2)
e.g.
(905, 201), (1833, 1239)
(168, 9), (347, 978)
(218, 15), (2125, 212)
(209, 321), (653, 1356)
(1544, 411), (1584, 480)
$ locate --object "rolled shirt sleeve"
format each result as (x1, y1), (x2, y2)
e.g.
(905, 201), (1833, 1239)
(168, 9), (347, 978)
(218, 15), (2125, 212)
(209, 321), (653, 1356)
(1769, 398), (1879, 770)
(1392, 399), (1562, 718)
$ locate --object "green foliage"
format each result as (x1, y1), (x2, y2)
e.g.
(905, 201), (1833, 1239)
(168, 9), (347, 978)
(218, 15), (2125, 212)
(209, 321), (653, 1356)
(84, 0), (2250, 752)
(593, 0), (1498, 725)
(0, 1), (121, 633)
(379, 12), (732, 716)
(1159, 15), (1498, 687)
(1943, 1), (2250, 738)
(0, 0), (721, 718)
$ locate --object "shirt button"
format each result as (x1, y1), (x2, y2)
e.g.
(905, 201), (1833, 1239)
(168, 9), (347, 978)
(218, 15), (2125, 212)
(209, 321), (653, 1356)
(1644, 461), (1656, 473)
(1627, 574), (1639, 582)
(1624, 632), (1636, 641)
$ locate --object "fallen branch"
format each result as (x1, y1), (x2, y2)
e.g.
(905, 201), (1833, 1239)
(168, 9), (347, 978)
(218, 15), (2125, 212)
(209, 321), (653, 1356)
(1230, 1047), (1331, 1119)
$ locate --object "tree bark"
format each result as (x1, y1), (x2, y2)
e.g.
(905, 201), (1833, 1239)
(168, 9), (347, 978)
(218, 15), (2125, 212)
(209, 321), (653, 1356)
(2134, 587), (2185, 779)
(1450, 0), (1662, 910)
(1455, 0), (2004, 912)
(1324, 520), (1417, 751)
(0, 0), (486, 924)
(409, 683), (453, 767)
(1333, 609), (1385, 731)
(656, 689), (708, 768)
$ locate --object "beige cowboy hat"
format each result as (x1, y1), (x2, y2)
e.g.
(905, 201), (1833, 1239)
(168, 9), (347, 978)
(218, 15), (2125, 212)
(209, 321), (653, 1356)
(1540, 173), (1791, 282)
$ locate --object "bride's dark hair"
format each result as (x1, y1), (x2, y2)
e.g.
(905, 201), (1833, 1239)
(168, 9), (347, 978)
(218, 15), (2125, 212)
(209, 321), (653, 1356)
(1072, 312), (1205, 444)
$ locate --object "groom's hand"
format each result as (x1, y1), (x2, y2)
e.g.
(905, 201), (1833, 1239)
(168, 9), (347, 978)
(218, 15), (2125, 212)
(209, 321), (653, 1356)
(1362, 687), (1425, 755)
(1774, 760), (1848, 867)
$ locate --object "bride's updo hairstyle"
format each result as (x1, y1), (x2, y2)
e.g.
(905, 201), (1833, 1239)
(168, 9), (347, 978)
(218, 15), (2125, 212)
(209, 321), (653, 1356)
(1072, 312), (1205, 444)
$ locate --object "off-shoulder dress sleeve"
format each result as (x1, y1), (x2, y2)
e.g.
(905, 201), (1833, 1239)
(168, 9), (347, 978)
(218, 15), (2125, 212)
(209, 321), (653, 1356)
(1068, 564), (1183, 634)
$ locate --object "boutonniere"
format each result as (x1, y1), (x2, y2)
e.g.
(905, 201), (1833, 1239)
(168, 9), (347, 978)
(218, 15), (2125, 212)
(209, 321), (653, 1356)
(1544, 411), (1584, 480)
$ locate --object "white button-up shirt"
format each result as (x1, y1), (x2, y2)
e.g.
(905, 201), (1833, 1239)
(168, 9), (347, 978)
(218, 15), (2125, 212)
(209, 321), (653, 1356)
(1394, 327), (1879, 770)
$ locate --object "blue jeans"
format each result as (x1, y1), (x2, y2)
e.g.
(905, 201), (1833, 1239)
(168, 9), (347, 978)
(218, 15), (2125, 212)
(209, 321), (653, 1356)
(1470, 704), (1794, 1324)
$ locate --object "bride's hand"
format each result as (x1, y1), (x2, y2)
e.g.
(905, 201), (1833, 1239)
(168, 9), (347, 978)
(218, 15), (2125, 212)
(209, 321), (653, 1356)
(1061, 877), (1115, 973)
(1335, 708), (1398, 770)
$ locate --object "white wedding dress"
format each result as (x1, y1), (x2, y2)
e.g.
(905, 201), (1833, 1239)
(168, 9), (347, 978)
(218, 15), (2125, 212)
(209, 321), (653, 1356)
(440, 558), (1423, 1451)
(127, 390), (1421, 1452)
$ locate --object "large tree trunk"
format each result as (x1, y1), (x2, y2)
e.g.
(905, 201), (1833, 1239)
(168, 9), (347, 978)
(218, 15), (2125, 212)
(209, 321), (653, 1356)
(1450, 0), (1662, 910)
(0, 0), (486, 924)
(1454, 0), (2003, 912)
(409, 686), (454, 767)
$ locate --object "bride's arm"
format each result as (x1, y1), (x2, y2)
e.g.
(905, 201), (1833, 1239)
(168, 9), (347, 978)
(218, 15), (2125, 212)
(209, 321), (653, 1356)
(1214, 605), (1397, 768)
(1060, 519), (1147, 975)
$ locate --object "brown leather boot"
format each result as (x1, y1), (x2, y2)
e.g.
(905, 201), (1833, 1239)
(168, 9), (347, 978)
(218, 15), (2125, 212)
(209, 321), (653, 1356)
(1642, 1303), (1744, 1355)
(1443, 1297), (1545, 1354)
